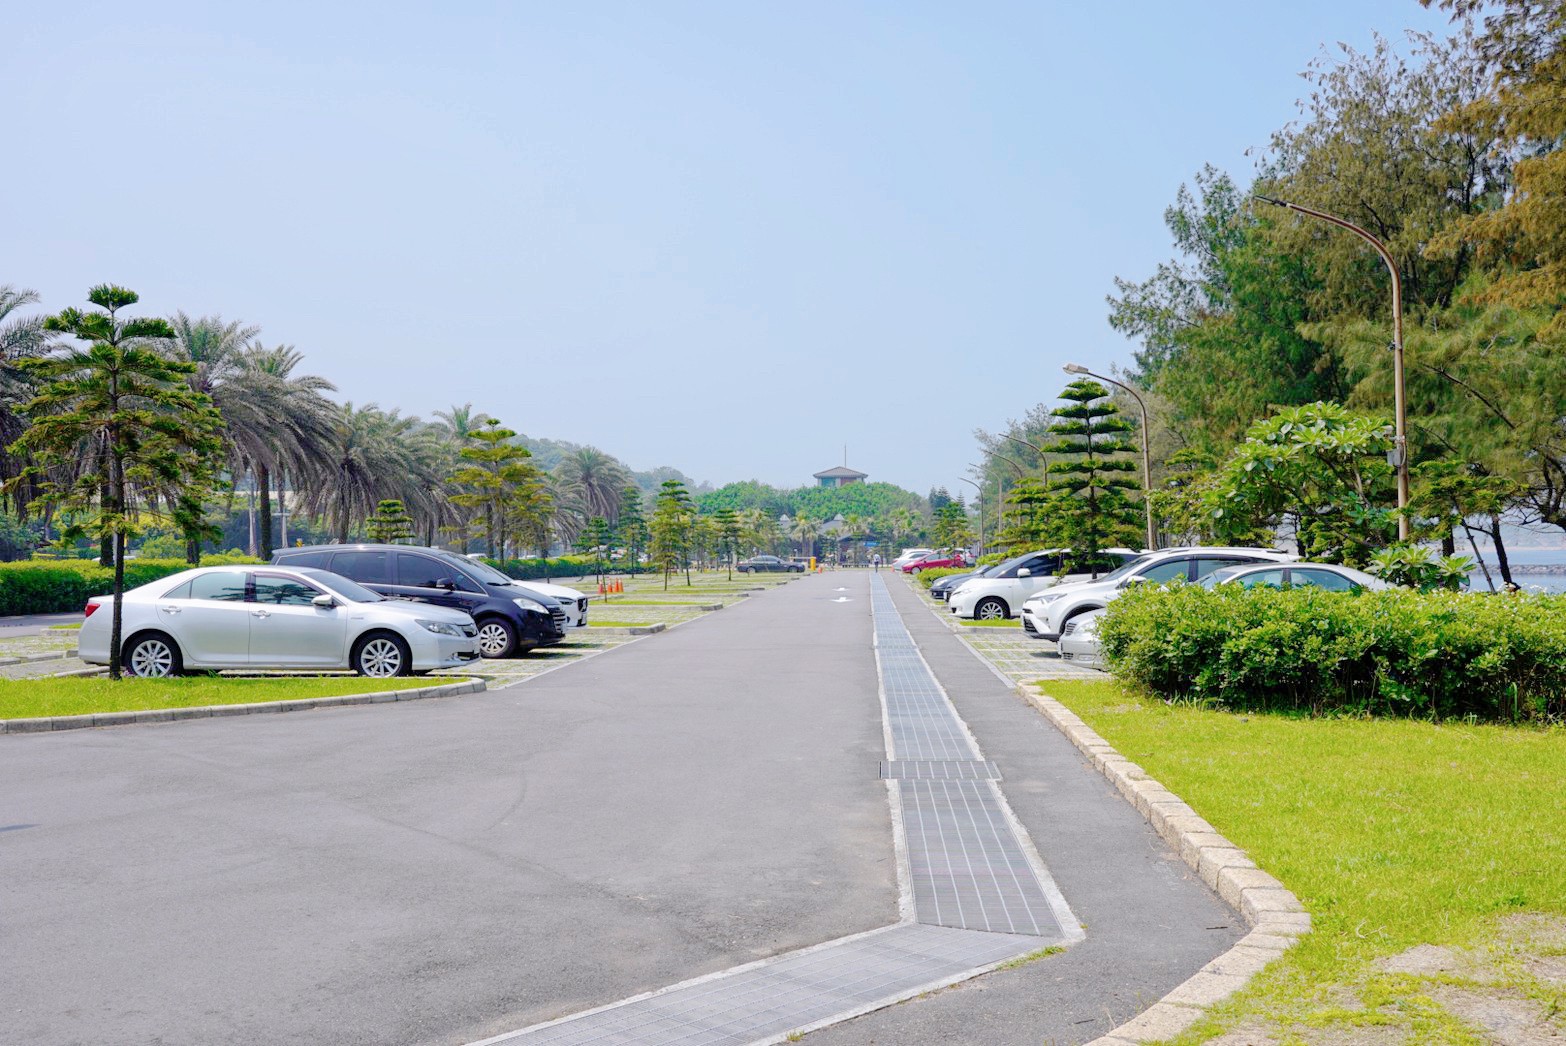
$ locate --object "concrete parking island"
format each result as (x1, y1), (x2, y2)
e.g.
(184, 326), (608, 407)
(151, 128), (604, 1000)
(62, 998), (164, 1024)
(474, 574), (1080, 1045)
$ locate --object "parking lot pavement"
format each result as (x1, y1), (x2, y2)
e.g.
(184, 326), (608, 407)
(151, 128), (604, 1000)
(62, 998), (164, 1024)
(0, 572), (894, 1046)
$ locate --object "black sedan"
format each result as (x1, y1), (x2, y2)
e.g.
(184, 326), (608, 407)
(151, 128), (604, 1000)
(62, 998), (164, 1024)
(737, 555), (804, 573)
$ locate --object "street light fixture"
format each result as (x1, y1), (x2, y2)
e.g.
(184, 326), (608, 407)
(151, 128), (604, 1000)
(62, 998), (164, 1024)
(1253, 194), (1410, 541)
(1063, 363), (1157, 550)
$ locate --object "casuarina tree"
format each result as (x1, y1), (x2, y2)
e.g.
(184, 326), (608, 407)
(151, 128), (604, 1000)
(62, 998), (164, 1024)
(1044, 379), (1142, 575)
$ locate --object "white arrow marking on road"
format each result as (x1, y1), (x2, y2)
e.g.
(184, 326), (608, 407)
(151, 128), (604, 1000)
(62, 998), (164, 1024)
(832, 597), (852, 603)
(834, 588), (848, 592)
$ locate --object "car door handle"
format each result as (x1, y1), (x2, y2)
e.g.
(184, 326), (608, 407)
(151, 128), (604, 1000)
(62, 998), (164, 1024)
(159, 605), (181, 614)
(251, 609), (271, 619)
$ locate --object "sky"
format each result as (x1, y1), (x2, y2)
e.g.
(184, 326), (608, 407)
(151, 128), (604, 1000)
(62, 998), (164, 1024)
(6, 1), (1455, 496)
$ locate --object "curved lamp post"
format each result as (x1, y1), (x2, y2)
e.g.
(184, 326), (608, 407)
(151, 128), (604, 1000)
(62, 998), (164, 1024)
(1063, 363), (1157, 550)
(999, 432), (1049, 484)
(1253, 194), (1410, 541)
(957, 472), (984, 556)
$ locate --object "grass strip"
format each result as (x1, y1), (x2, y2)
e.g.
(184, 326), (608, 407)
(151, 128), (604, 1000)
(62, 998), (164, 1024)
(958, 619), (1020, 628)
(0, 675), (452, 720)
(1044, 678), (1566, 1044)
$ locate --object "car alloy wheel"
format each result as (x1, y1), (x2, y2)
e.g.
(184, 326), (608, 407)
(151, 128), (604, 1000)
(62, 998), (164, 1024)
(975, 597), (1007, 620)
(476, 620), (515, 658)
(126, 636), (177, 677)
(357, 636), (405, 677)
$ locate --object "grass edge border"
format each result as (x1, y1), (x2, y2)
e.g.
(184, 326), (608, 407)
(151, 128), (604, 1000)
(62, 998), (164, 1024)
(0, 677), (487, 734)
(1020, 682), (1312, 1045)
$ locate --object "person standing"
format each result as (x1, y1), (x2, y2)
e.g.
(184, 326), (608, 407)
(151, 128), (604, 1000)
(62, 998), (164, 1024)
(871, 552), (881, 571)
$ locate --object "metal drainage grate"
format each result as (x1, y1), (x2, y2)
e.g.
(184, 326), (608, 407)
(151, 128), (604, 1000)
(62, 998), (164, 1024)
(879, 759), (1000, 781)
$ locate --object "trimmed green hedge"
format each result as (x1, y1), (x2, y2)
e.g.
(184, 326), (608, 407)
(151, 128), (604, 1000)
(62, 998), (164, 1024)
(491, 556), (597, 580)
(913, 566), (969, 589)
(0, 555), (261, 616)
(1098, 584), (1566, 722)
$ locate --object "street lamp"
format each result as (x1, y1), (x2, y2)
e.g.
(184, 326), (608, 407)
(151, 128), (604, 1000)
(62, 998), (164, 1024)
(999, 432), (1050, 484)
(958, 471), (985, 556)
(1063, 363), (1157, 550)
(1253, 194), (1410, 540)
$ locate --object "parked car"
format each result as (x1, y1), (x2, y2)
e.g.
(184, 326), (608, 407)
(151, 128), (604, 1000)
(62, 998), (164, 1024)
(929, 564), (996, 602)
(1057, 608), (1107, 670)
(79, 565), (481, 678)
(948, 548), (1143, 620)
(271, 544), (566, 658)
(1200, 562), (1390, 592)
(737, 555), (804, 573)
(1022, 546), (1297, 643)
(901, 550), (970, 574)
(890, 548), (936, 571)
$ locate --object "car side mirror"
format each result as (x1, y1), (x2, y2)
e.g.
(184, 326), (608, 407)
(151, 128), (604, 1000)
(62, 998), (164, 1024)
(1120, 575), (1148, 589)
(1017, 568), (1031, 578)
(436, 577), (456, 591)
(312, 594), (337, 608)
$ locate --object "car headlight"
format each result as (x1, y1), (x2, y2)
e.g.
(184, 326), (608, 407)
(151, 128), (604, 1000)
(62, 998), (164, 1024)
(1036, 592), (1066, 605)
(419, 619), (465, 637)
(513, 598), (547, 615)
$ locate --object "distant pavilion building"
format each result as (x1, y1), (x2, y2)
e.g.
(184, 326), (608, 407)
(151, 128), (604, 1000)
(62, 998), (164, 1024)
(813, 465), (867, 488)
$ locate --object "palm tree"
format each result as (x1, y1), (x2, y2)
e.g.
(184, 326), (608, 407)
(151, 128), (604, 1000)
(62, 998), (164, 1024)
(305, 403), (451, 544)
(790, 515), (821, 561)
(554, 447), (629, 521)
(434, 402), (490, 445)
(239, 344), (338, 558)
(0, 286), (55, 512)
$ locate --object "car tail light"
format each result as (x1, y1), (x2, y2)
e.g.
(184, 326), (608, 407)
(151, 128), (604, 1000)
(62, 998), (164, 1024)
(84, 600), (101, 619)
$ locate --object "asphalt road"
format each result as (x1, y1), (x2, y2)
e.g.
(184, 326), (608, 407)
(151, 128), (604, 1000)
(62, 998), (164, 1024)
(2, 576), (894, 1046)
(2, 572), (1241, 1045)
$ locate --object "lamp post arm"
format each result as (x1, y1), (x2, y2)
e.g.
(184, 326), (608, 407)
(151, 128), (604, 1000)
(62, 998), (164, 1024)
(1253, 194), (1409, 539)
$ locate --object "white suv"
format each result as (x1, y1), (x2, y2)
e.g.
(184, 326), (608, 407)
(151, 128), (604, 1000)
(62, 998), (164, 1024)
(947, 548), (1140, 620)
(1021, 546), (1296, 643)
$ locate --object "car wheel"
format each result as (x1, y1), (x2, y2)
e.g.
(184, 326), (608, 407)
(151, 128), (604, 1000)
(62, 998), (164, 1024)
(474, 617), (518, 659)
(124, 632), (183, 677)
(353, 632), (412, 677)
(974, 597), (1008, 620)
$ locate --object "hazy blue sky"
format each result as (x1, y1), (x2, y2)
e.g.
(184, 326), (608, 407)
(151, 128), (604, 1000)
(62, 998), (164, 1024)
(8, 1), (1452, 495)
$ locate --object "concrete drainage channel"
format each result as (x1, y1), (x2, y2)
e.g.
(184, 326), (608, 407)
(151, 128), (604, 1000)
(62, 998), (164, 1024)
(471, 573), (1080, 1046)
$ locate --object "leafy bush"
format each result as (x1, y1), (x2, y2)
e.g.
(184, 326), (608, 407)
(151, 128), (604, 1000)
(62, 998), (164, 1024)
(914, 566), (969, 589)
(0, 554), (261, 615)
(1098, 584), (1566, 722)
(1366, 544), (1474, 592)
(491, 556), (597, 580)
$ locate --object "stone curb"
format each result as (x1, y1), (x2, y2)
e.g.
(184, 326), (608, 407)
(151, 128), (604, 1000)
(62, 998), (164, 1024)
(1016, 684), (1311, 1045)
(585, 623), (668, 635)
(0, 647), (80, 667)
(0, 678), (486, 735)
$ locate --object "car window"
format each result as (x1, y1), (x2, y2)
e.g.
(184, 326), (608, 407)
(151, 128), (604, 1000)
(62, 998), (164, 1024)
(1193, 557), (1256, 579)
(1237, 568), (1287, 589)
(435, 552), (508, 587)
(294, 568), (384, 603)
(1292, 568), (1359, 592)
(1023, 554), (1061, 573)
(397, 553), (460, 589)
(275, 551), (330, 568)
(253, 574), (323, 606)
(330, 550), (391, 584)
(188, 572), (248, 602)
(161, 579), (193, 599)
(1138, 559), (1191, 583)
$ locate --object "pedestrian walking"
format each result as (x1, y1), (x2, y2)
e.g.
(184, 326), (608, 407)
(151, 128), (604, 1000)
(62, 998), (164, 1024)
(871, 553), (881, 571)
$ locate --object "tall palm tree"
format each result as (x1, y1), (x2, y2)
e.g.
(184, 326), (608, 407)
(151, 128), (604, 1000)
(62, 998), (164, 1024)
(305, 403), (451, 544)
(433, 402), (490, 445)
(554, 446), (629, 522)
(0, 286), (55, 512)
(790, 515), (821, 560)
(239, 344), (338, 557)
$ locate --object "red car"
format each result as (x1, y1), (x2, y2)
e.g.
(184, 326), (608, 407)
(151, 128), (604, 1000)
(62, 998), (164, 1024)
(901, 551), (970, 574)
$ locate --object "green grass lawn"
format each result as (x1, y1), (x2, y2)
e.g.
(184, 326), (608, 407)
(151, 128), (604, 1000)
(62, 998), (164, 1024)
(1045, 678), (1566, 1044)
(0, 675), (452, 720)
(959, 618), (1020, 628)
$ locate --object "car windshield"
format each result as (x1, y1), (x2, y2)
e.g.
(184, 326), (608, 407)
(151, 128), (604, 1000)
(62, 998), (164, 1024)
(1095, 554), (1156, 584)
(1198, 566), (1245, 590)
(295, 567), (385, 603)
(437, 552), (511, 586)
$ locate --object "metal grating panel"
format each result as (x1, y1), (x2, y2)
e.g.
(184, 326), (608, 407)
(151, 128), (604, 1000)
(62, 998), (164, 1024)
(480, 923), (1050, 1045)
(879, 759), (1000, 781)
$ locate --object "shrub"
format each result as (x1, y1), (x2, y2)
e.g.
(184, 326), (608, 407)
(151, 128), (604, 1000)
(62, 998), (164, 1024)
(491, 556), (597, 580)
(1098, 584), (1566, 722)
(0, 555), (262, 615)
(913, 566), (969, 589)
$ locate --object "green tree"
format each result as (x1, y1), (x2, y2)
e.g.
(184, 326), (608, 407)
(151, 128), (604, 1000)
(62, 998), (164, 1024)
(9, 285), (222, 678)
(712, 507), (742, 579)
(615, 485), (649, 570)
(366, 499), (414, 543)
(554, 447), (630, 523)
(448, 419), (541, 559)
(931, 502), (974, 550)
(1044, 379), (1142, 573)
(650, 479), (694, 589)
(993, 478), (1052, 553)
(575, 515), (615, 591)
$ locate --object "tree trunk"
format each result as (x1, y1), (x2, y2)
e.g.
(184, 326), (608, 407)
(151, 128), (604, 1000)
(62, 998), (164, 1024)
(257, 464), (274, 560)
(1488, 514), (1513, 586)
(109, 458), (125, 681)
(186, 534), (199, 565)
(1441, 531), (1456, 556)
(99, 480), (113, 566)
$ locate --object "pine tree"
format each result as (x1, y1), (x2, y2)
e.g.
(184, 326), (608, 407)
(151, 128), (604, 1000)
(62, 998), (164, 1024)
(994, 478), (1053, 553)
(712, 507), (741, 579)
(1044, 379), (1142, 575)
(650, 479), (694, 589)
(615, 485), (648, 571)
(366, 499), (414, 543)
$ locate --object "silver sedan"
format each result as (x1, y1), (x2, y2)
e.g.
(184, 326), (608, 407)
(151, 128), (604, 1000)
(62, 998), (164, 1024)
(79, 566), (481, 678)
